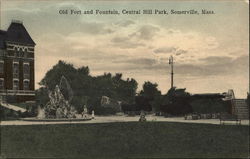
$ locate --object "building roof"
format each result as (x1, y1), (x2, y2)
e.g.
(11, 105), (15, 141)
(0, 30), (7, 49)
(0, 21), (35, 48)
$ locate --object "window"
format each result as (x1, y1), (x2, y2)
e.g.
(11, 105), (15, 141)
(0, 50), (4, 56)
(19, 50), (24, 57)
(23, 63), (30, 79)
(0, 61), (4, 74)
(13, 80), (19, 90)
(14, 48), (19, 57)
(13, 62), (19, 78)
(23, 80), (29, 90)
(24, 48), (28, 58)
(0, 78), (4, 89)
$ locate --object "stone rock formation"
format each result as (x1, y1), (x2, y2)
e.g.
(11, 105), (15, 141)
(44, 85), (76, 118)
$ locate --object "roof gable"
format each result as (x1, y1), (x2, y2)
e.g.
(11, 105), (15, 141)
(6, 22), (35, 45)
(0, 30), (7, 48)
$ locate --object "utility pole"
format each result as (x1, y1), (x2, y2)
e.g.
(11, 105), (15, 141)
(0, 0), (2, 29)
(169, 55), (174, 89)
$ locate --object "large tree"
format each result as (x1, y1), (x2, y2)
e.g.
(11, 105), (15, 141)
(37, 60), (138, 114)
(161, 87), (192, 115)
(139, 81), (162, 112)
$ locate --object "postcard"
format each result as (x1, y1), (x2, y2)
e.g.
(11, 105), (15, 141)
(0, 0), (249, 158)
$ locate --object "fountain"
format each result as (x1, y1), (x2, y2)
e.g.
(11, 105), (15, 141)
(37, 105), (45, 118)
(41, 85), (77, 119)
(23, 76), (91, 122)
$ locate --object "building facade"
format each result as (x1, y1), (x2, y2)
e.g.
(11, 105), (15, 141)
(0, 20), (35, 103)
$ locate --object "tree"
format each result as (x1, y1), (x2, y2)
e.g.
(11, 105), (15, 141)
(135, 95), (152, 111)
(37, 60), (138, 115)
(161, 87), (192, 115)
(39, 60), (77, 90)
(140, 81), (161, 98)
(35, 87), (50, 107)
(77, 66), (89, 76)
(139, 81), (162, 112)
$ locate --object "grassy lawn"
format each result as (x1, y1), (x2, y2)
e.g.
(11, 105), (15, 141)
(0, 122), (249, 158)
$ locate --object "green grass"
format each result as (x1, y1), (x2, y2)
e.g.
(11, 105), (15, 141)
(0, 122), (249, 159)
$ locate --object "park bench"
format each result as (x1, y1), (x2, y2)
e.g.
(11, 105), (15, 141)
(220, 113), (241, 125)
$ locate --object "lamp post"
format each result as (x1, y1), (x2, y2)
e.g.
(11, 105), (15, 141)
(169, 55), (174, 89)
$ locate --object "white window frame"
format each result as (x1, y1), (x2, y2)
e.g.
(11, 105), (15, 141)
(13, 61), (19, 78)
(13, 79), (19, 90)
(23, 79), (30, 90)
(23, 62), (30, 79)
(13, 60), (19, 64)
(0, 78), (4, 90)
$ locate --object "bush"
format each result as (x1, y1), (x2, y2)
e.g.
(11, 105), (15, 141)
(89, 105), (117, 115)
(121, 103), (136, 112)
(191, 99), (230, 114)
(135, 96), (152, 111)
(160, 88), (192, 115)
(70, 96), (88, 113)
(0, 106), (20, 120)
(161, 98), (193, 115)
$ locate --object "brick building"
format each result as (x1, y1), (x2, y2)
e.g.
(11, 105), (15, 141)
(0, 20), (35, 103)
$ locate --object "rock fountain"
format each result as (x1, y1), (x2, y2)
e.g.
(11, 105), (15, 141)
(40, 85), (77, 119)
(23, 76), (91, 122)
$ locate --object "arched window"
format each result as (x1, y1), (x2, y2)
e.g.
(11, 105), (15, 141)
(23, 62), (30, 79)
(14, 47), (18, 57)
(20, 48), (24, 57)
(13, 61), (19, 78)
(23, 80), (30, 90)
(13, 79), (19, 90)
(24, 48), (28, 58)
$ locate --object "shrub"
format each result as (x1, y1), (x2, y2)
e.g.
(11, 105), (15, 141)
(191, 99), (230, 114)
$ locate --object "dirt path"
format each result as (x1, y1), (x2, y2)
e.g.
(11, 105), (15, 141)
(1, 115), (249, 126)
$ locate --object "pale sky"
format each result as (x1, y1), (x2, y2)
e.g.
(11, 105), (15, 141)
(1, 0), (249, 98)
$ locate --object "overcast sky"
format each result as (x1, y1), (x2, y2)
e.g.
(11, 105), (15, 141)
(1, 0), (249, 98)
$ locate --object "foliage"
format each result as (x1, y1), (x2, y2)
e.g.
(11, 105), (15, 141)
(0, 106), (19, 120)
(70, 96), (88, 113)
(37, 61), (138, 114)
(135, 96), (152, 111)
(139, 81), (161, 99)
(0, 104), (37, 120)
(152, 95), (164, 112)
(160, 87), (192, 115)
(138, 81), (162, 112)
(35, 87), (50, 107)
(37, 61), (232, 116)
(191, 98), (230, 114)
(121, 103), (136, 112)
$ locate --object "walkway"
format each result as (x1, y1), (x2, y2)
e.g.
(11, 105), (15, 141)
(1, 115), (249, 126)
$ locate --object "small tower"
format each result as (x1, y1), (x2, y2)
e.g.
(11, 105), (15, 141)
(0, 20), (35, 103)
(169, 55), (174, 88)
